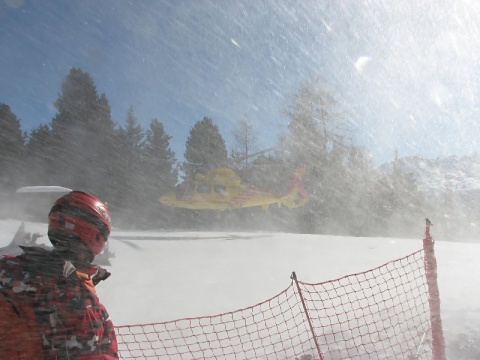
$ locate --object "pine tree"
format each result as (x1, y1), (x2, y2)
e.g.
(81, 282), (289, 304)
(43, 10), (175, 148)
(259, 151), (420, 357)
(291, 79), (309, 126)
(113, 107), (145, 226)
(233, 116), (258, 165)
(373, 151), (426, 237)
(284, 76), (350, 233)
(141, 119), (178, 224)
(117, 107), (145, 172)
(184, 117), (227, 178)
(0, 103), (25, 191)
(343, 146), (376, 236)
(24, 124), (54, 185)
(50, 68), (115, 196)
(95, 94), (117, 199)
(144, 119), (177, 190)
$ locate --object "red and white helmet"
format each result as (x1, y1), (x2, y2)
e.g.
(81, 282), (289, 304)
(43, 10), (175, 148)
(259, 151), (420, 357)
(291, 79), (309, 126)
(48, 191), (112, 258)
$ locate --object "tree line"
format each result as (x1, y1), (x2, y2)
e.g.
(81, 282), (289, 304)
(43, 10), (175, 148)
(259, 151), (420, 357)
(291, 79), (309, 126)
(0, 68), (463, 238)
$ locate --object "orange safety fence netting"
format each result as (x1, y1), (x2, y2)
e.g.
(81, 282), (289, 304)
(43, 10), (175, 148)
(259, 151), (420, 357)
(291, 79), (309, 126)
(115, 248), (436, 359)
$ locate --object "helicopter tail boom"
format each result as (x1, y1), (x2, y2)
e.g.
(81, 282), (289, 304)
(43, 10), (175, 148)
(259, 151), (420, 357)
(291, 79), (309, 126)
(281, 164), (308, 208)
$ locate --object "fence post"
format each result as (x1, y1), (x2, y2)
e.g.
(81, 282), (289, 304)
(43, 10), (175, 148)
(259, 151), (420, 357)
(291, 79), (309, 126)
(422, 219), (447, 360)
(291, 272), (324, 360)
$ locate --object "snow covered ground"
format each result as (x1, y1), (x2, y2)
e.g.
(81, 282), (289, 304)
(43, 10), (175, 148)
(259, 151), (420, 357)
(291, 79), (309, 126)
(0, 219), (479, 358)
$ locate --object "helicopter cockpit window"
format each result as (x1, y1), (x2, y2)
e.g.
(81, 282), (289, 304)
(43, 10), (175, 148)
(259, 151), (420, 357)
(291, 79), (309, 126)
(176, 183), (193, 199)
(214, 185), (227, 194)
(197, 182), (211, 193)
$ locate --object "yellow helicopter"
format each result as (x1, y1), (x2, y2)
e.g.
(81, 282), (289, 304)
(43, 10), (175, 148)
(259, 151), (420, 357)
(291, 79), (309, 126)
(159, 163), (308, 211)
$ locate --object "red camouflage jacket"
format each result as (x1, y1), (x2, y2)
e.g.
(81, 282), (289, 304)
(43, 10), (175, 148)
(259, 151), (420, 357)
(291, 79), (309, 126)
(0, 246), (118, 359)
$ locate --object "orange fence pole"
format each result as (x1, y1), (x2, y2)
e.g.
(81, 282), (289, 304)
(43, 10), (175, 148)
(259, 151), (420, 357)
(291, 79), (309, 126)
(422, 218), (447, 360)
(291, 272), (324, 360)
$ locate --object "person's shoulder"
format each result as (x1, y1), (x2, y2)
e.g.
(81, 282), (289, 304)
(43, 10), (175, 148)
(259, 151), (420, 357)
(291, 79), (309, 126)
(14, 246), (53, 262)
(19, 245), (52, 255)
(0, 250), (28, 264)
(0, 251), (28, 276)
(0, 254), (17, 261)
(14, 246), (66, 275)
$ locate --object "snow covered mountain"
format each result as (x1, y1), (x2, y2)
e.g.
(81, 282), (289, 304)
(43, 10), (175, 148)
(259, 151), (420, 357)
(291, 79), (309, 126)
(379, 154), (480, 196)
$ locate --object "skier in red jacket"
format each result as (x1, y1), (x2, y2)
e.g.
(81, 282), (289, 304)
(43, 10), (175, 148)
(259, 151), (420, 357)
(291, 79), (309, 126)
(0, 191), (117, 359)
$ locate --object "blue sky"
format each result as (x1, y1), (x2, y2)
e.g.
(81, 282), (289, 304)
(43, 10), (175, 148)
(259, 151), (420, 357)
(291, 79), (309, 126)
(2, 0), (480, 166)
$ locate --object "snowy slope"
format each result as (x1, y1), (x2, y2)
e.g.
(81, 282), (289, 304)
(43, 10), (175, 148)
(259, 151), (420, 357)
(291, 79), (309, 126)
(0, 219), (479, 358)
